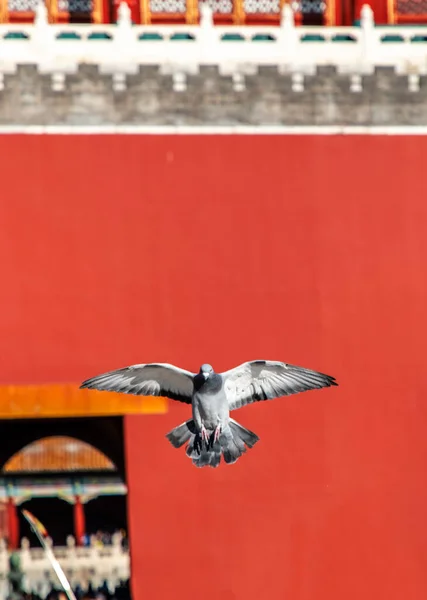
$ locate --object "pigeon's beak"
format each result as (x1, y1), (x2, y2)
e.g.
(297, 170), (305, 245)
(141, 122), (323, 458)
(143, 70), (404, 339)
(203, 372), (209, 380)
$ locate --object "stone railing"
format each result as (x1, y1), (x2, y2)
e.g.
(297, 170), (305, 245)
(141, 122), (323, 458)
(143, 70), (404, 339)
(0, 2), (427, 74)
(0, 534), (130, 597)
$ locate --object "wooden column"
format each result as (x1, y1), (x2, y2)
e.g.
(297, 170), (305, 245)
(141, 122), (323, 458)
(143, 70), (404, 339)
(7, 498), (19, 550)
(73, 495), (86, 546)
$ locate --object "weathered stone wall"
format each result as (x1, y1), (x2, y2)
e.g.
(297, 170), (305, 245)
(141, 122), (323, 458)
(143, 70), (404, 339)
(1, 64), (427, 126)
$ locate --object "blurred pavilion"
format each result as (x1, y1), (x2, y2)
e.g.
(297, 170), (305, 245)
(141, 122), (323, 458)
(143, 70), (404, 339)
(0, 436), (127, 549)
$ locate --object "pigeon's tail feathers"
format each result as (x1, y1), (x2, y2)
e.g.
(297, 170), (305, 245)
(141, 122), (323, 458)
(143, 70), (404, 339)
(166, 420), (219, 468)
(166, 419), (196, 448)
(184, 431), (221, 468)
(229, 418), (259, 449)
(220, 420), (260, 465)
(168, 419), (259, 468)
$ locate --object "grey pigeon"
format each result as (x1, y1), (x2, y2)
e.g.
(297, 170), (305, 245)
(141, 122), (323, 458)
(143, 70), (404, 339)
(80, 360), (337, 468)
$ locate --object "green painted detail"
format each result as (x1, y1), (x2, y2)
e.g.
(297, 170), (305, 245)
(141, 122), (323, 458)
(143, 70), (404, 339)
(0, 475), (127, 501)
(56, 32), (81, 40)
(381, 34), (404, 42)
(301, 34), (325, 42)
(88, 32), (112, 40)
(252, 34), (275, 41)
(3, 32), (29, 40)
(170, 33), (195, 41)
(221, 33), (245, 41)
(332, 34), (356, 42)
(138, 32), (163, 40)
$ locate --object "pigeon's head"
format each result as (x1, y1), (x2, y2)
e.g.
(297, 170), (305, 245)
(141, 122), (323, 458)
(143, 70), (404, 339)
(199, 364), (214, 381)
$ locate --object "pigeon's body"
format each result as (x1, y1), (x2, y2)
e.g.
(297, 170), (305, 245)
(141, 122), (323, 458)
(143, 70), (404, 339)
(80, 360), (337, 468)
(192, 373), (228, 430)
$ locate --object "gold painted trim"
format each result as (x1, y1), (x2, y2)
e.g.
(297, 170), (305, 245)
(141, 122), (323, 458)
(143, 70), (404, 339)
(387, 0), (396, 23)
(233, 0), (245, 24)
(0, 384), (168, 419)
(325, 0), (335, 26)
(186, 0), (198, 24)
(0, 0), (7, 23)
(47, 0), (58, 23)
(92, 0), (102, 23)
(139, 0), (151, 23)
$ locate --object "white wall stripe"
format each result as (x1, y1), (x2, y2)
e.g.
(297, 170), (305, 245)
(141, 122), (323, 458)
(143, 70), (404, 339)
(1, 125), (427, 135)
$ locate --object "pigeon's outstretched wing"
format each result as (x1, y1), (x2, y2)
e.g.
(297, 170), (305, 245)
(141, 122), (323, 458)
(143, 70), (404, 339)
(80, 363), (195, 404)
(222, 360), (337, 411)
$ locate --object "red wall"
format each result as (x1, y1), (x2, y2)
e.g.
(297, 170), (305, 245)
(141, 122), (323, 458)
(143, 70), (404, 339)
(354, 0), (388, 23)
(1, 134), (427, 600)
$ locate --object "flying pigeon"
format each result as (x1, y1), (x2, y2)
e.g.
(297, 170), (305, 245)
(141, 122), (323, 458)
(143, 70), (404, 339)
(80, 360), (337, 468)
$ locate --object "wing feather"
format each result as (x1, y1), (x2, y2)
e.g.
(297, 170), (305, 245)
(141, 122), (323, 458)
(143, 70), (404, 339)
(222, 360), (337, 411)
(80, 363), (195, 404)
